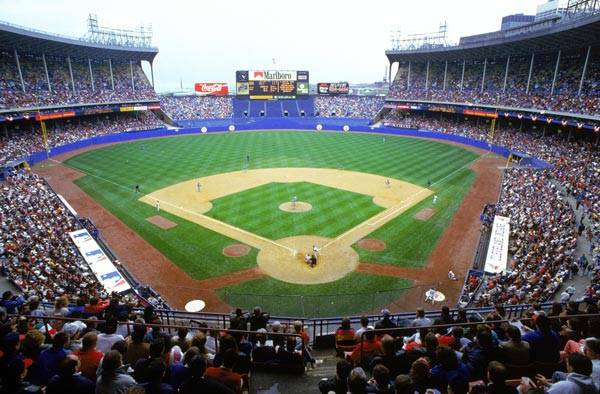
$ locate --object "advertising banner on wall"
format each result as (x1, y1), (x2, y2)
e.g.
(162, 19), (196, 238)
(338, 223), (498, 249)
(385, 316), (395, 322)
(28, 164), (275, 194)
(483, 215), (511, 274)
(194, 83), (229, 96)
(69, 229), (132, 294)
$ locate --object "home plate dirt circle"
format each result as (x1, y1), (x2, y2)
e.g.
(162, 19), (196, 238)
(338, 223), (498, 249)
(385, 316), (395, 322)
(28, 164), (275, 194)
(256, 235), (359, 284)
(357, 238), (386, 252)
(279, 201), (312, 213)
(222, 244), (251, 257)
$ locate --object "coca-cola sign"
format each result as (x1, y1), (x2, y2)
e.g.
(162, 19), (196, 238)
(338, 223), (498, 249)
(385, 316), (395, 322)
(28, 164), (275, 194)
(194, 83), (229, 96)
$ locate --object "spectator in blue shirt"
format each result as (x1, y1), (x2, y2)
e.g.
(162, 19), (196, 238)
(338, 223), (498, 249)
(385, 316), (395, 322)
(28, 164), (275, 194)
(0, 291), (25, 314)
(522, 314), (561, 363)
(37, 332), (69, 384)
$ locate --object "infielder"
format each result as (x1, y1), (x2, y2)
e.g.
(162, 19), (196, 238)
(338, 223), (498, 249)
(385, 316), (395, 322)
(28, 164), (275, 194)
(196, 181), (201, 192)
(292, 195), (297, 209)
(155, 200), (160, 212)
(425, 287), (436, 304)
(312, 244), (319, 256)
(385, 179), (391, 188)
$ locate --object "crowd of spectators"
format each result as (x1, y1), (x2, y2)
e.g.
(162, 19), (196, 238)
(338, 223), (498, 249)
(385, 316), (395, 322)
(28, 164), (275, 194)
(3, 297), (600, 394)
(320, 304), (600, 394)
(381, 112), (600, 306)
(0, 171), (107, 302)
(159, 95), (233, 120)
(387, 53), (600, 116)
(0, 51), (157, 110)
(315, 96), (384, 118)
(0, 112), (163, 166)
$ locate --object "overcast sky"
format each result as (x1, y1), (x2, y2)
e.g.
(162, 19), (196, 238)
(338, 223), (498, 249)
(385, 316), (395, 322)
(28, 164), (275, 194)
(0, 0), (542, 92)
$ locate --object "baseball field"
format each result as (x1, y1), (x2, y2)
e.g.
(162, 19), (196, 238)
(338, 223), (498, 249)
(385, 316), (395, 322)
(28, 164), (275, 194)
(43, 130), (499, 317)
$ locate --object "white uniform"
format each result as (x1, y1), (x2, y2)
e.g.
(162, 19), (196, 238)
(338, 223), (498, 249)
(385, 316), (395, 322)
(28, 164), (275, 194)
(312, 245), (319, 256)
(155, 201), (160, 212)
(433, 195), (438, 204)
(448, 270), (456, 280)
(385, 179), (391, 188)
(425, 288), (436, 304)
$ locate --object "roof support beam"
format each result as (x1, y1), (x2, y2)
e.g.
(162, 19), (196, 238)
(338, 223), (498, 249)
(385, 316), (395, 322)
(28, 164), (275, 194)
(551, 50), (561, 96)
(130, 60), (135, 92)
(67, 56), (75, 94)
(14, 49), (25, 93)
(578, 45), (591, 97)
(88, 58), (95, 92)
(481, 58), (487, 93)
(443, 60), (448, 91)
(460, 59), (466, 91)
(526, 53), (535, 94)
(425, 60), (430, 90)
(150, 61), (155, 88)
(42, 54), (51, 93)
(503, 56), (510, 93)
(108, 59), (115, 90)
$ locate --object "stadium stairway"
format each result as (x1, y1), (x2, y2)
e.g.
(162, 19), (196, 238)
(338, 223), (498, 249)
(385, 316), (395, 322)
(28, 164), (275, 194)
(251, 349), (336, 394)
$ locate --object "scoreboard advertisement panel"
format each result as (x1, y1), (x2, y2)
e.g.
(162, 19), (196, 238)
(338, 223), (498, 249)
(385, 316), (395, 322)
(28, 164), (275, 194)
(317, 82), (350, 95)
(236, 70), (309, 99)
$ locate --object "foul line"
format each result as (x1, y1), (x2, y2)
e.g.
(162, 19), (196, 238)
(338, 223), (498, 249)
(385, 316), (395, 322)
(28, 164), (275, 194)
(50, 159), (296, 255)
(150, 198), (296, 254)
(321, 152), (490, 250)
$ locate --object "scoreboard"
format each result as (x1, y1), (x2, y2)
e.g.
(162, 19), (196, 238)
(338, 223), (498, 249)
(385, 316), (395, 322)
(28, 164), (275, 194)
(236, 70), (309, 99)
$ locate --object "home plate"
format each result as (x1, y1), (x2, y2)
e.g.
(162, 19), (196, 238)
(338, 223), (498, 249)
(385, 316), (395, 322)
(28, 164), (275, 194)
(185, 299), (206, 312)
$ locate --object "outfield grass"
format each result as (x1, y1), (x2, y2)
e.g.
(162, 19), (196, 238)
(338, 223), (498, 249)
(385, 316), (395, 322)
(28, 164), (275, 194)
(216, 273), (412, 317)
(205, 182), (384, 239)
(64, 131), (479, 314)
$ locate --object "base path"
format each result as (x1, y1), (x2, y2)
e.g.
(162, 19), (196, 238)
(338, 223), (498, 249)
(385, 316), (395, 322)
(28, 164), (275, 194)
(139, 167), (431, 284)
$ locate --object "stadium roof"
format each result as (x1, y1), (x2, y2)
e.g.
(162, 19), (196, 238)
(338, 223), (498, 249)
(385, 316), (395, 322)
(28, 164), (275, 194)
(386, 13), (600, 62)
(0, 21), (158, 62)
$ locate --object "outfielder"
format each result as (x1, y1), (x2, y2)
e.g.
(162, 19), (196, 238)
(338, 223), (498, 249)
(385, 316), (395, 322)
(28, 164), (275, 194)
(155, 200), (160, 212)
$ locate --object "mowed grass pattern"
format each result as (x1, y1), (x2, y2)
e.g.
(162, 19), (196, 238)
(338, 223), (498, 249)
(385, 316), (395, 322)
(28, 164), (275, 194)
(64, 131), (479, 311)
(217, 274), (412, 317)
(206, 182), (384, 239)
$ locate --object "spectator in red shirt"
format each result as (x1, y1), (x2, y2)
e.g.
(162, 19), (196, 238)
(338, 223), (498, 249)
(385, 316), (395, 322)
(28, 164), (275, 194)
(204, 348), (243, 394)
(73, 332), (103, 382)
(84, 297), (110, 316)
(350, 329), (383, 366)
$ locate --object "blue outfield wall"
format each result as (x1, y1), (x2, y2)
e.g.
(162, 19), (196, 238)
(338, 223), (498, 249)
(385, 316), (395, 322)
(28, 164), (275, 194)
(20, 117), (552, 169)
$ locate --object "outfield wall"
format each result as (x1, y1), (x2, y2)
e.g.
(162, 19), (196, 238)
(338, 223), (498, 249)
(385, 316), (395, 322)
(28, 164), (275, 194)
(20, 118), (552, 169)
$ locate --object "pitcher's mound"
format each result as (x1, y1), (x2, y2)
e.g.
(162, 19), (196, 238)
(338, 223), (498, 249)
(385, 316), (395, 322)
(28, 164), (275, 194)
(357, 239), (386, 252)
(146, 215), (177, 229)
(414, 208), (436, 221)
(223, 244), (251, 257)
(279, 201), (312, 213)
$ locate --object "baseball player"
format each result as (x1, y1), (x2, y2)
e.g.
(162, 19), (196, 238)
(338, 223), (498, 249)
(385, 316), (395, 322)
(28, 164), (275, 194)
(292, 195), (297, 209)
(385, 179), (391, 188)
(312, 244), (319, 256)
(135, 184), (140, 194)
(425, 287), (436, 304)
(155, 200), (160, 212)
(433, 195), (438, 204)
(196, 181), (201, 192)
(448, 270), (457, 281)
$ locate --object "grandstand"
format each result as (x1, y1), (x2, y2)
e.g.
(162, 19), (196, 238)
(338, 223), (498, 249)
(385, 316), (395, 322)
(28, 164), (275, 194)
(1, 2), (600, 394)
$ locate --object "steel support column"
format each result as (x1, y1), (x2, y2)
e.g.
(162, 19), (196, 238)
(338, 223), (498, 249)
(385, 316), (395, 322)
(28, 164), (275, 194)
(443, 61), (448, 91)
(67, 56), (75, 94)
(503, 56), (510, 93)
(526, 53), (535, 94)
(14, 49), (25, 93)
(551, 50), (561, 96)
(42, 54), (51, 93)
(130, 60), (135, 91)
(88, 58), (95, 91)
(425, 61), (430, 90)
(578, 45), (592, 96)
(460, 59), (466, 91)
(109, 59), (115, 90)
(407, 61), (411, 88)
(481, 58), (487, 93)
